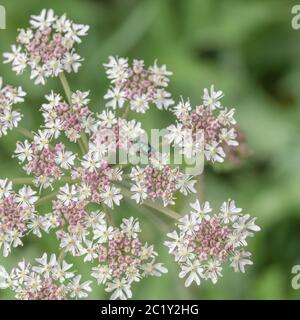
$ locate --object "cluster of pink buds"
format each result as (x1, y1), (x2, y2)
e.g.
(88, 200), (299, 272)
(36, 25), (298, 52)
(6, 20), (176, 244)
(0, 77), (26, 137)
(166, 86), (238, 163)
(165, 199), (260, 286)
(14, 135), (76, 189)
(41, 91), (92, 142)
(0, 254), (91, 299)
(93, 217), (168, 300)
(103, 56), (174, 113)
(0, 179), (51, 257)
(3, 9), (89, 85)
(130, 165), (196, 206)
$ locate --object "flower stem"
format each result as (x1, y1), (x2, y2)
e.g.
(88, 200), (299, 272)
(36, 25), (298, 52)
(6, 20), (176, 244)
(16, 126), (34, 140)
(58, 250), (66, 264)
(36, 191), (58, 207)
(59, 72), (72, 105)
(11, 177), (35, 185)
(78, 137), (86, 154)
(102, 203), (114, 226)
(122, 104), (130, 118)
(120, 186), (181, 220)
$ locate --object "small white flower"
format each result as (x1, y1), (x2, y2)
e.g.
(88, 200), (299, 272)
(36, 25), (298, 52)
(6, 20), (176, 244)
(93, 225), (114, 243)
(14, 140), (33, 163)
(205, 142), (225, 163)
(16, 186), (38, 207)
(179, 260), (204, 287)
(230, 251), (253, 273)
(57, 184), (78, 206)
(68, 275), (92, 299)
(190, 199), (211, 221)
(100, 186), (122, 208)
(130, 183), (147, 203)
(56, 150), (76, 170)
(120, 217), (140, 238)
(81, 152), (101, 172)
(33, 253), (57, 278)
(62, 52), (83, 73)
(30, 9), (56, 30)
(103, 56), (129, 83)
(82, 240), (97, 262)
(97, 110), (117, 128)
(0, 179), (13, 199)
(130, 95), (149, 113)
(141, 261), (168, 277)
(164, 230), (186, 254)
(176, 175), (196, 196)
(91, 265), (112, 285)
(233, 214), (261, 237)
(53, 260), (74, 283)
(205, 259), (222, 284)
(203, 85), (224, 110)
(104, 87), (126, 109)
(219, 199), (242, 224)
(219, 128), (238, 146)
(105, 278), (132, 300)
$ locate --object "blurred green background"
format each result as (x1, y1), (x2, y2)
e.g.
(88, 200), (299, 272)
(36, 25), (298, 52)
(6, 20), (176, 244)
(1, 0), (300, 299)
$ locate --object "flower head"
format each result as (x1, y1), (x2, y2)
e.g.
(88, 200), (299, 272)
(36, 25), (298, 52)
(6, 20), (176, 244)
(0, 77), (26, 137)
(0, 254), (90, 299)
(103, 57), (174, 112)
(3, 9), (89, 85)
(166, 88), (238, 163)
(165, 199), (260, 286)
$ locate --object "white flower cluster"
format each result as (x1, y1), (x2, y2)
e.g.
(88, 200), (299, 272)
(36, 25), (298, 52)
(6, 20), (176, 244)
(0, 77), (26, 137)
(0, 254), (91, 299)
(130, 165), (196, 207)
(103, 56), (174, 113)
(0, 180), (51, 257)
(41, 90), (92, 142)
(3, 9), (89, 85)
(166, 85), (238, 163)
(165, 199), (260, 287)
(54, 213), (167, 300)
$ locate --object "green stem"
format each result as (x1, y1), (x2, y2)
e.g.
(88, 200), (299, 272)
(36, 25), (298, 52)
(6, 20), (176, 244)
(122, 103), (130, 119)
(11, 176), (76, 186)
(59, 72), (72, 105)
(197, 173), (205, 202)
(78, 138), (86, 154)
(58, 250), (66, 264)
(16, 126), (34, 140)
(120, 186), (181, 220)
(11, 177), (35, 185)
(102, 203), (114, 226)
(36, 191), (58, 207)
